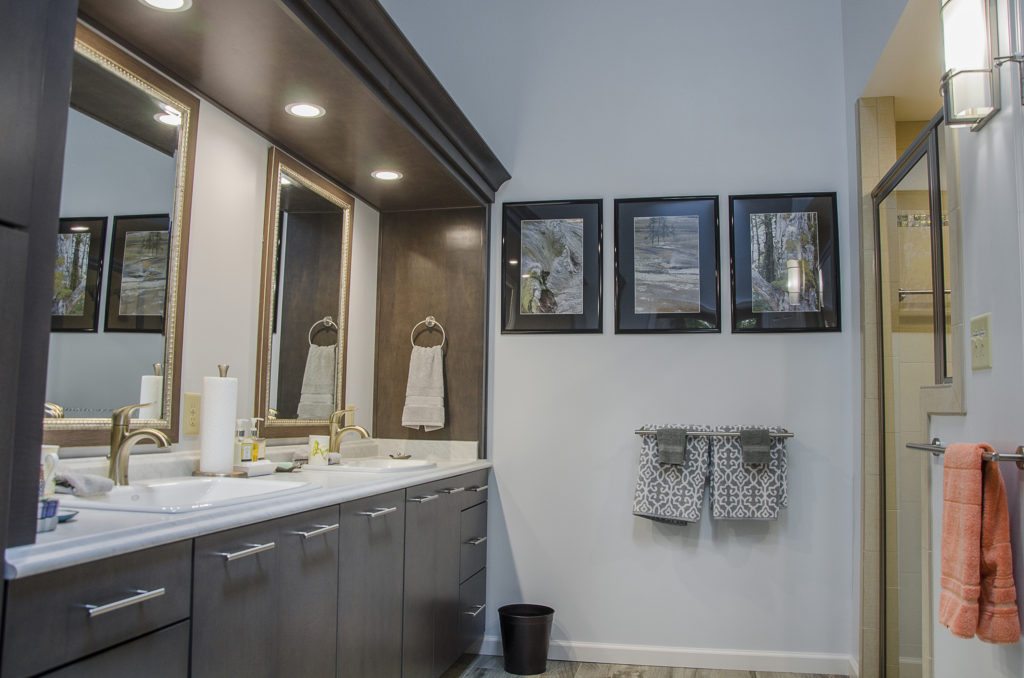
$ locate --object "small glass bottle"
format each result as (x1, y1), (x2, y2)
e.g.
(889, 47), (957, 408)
(248, 418), (265, 462)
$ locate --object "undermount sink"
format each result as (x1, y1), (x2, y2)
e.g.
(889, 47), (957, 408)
(303, 458), (436, 473)
(59, 477), (314, 514)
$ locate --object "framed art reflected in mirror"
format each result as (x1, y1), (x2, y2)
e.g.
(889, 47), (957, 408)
(729, 192), (840, 333)
(614, 196), (720, 333)
(51, 217), (106, 333)
(104, 214), (169, 333)
(501, 199), (603, 333)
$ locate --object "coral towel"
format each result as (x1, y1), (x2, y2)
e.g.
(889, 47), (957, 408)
(938, 443), (1020, 644)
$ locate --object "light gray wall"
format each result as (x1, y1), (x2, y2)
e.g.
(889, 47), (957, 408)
(48, 109), (175, 418)
(382, 0), (856, 670)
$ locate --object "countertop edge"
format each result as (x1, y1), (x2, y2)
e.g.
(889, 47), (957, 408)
(6, 460), (491, 579)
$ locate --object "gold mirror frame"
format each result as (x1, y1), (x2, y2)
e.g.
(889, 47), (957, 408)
(255, 148), (354, 438)
(44, 24), (199, 446)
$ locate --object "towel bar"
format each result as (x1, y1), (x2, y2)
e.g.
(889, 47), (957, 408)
(634, 429), (794, 439)
(906, 438), (1024, 469)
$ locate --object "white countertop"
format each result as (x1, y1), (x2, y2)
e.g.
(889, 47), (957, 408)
(6, 459), (491, 579)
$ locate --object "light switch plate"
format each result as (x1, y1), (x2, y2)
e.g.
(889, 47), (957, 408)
(970, 313), (992, 370)
(183, 392), (201, 435)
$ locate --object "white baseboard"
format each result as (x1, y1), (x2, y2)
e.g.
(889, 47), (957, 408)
(848, 655), (860, 677)
(478, 636), (854, 676)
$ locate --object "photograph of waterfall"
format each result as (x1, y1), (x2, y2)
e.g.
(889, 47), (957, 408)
(749, 211), (821, 313)
(519, 218), (585, 315)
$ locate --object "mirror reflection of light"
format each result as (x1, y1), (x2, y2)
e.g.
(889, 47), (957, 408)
(138, 0), (192, 11)
(69, 225), (89, 232)
(508, 259), (519, 265)
(154, 111), (181, 126)
(280, 175), (294, 186)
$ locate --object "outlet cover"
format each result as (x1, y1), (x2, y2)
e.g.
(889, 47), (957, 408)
(183, 392), (201, 435)
(970, 313), (992, 370)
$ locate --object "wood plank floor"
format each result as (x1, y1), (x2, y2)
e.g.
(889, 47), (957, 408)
(442, 654), (845, 678)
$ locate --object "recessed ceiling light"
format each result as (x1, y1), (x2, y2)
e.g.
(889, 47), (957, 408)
(154, 111), (181, 126)
(138, 0), (192, 11)
(371, 170), (403, 181)
(69, 225), (89, 232)
(285, 103), (326, 118)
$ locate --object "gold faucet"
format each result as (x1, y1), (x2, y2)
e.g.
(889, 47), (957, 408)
(43, 401), (64, 418)
(329, 407), (369, 453)
(108, 403), (170, 485)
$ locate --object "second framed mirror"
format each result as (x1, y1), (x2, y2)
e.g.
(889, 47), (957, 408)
(255, 148), (354, 437)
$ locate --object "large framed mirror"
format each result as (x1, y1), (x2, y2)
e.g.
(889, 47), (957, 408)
(255, 148), (354, 438)
(44, 23), (198, 446)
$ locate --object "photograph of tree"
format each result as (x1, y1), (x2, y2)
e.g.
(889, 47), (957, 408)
(633, 215), (700, 313)
(118, 230), (169, 317)
(520, 218), (584, 315)
(749, 211), (821, 313)
(52, 232), (92, 316)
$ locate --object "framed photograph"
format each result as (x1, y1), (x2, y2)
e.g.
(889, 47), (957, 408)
(502, 199), (603, 333)
(51, 217), (107, 332)
(105, 214), (171, 333)
(729, 192), (840, 333)
(614, 196), (720, 333)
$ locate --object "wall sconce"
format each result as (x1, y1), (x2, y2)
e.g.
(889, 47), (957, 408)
(940, 0), (1001, 130)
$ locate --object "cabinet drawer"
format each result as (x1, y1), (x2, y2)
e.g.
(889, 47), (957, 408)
(3, 541), (192, 678)
(42, 621), (190, 678)
(458, 470), (489, 509)
(458, 568), (487, 654)
(459, 502), (487, 583)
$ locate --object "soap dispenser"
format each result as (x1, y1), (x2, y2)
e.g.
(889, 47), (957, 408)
(248, 418), (265, 462)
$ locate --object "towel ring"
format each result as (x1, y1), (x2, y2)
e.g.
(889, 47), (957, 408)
(410, 315), (446, 348)
(308, 316), (339, 347)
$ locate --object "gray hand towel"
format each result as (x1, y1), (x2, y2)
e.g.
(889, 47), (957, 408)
(297, 344), (337, 419)
(55, 472), (114, 497)
(739, 428), (772, 464)
(633, 426), (710, 524)
(656, 427), (687, 465)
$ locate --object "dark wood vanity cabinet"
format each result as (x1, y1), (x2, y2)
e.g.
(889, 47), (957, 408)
(191, 506), (340, 678)
(42, 622), (191, 678)
(337, 490), (406, 678)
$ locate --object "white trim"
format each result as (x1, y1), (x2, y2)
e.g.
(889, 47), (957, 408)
(478, 636), (854, 676)
(849, 655), (860, 677)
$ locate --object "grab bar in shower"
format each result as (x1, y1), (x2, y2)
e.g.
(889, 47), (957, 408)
(906, 438), (1024, 469)
(898, 288), (951, 302)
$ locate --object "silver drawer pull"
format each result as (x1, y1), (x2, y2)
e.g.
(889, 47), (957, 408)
(218, 542), (276, 561)
(440, 487), (465, 494)
(464, 604), (486, 617)
(466, 536), (487, 546)
(468, 484), (488, 493)
(291, 524), (339, 539)
(356, 506), (398, 518)
(85, 587), (165, 618)
(408, 494), (438, 503)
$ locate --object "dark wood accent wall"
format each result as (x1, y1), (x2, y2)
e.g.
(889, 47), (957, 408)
(374, 208), (486, 443)
(0, 0), (78, 550)
(276, 211), (344, 418)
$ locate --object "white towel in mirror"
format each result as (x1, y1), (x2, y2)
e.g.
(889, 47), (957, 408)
(297, 344), (336, 419)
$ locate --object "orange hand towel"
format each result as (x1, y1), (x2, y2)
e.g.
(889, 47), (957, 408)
(938, 443), (1020, 644)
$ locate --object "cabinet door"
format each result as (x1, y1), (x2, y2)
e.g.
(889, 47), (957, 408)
(192, 520), (279, 678)
(276, 506), (340, 678)
(42, 621), (190, 678)
(402, 482), (444, 678)
(433, 482), (467, 675)
(338, 490), (405, 678)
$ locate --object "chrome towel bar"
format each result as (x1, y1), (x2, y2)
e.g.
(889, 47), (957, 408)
(634, 429), (794, 439)
(906, 438), (1024, 469)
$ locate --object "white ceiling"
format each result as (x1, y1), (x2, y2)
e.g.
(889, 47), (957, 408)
(862, 0), (944, 121)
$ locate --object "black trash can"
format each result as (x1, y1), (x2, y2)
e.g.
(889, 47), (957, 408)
(498, 604), (555, 676)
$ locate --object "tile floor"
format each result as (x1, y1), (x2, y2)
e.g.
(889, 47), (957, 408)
(443, 655), (846, 678)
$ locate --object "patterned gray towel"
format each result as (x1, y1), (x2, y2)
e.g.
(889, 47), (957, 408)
(709, 425), (788, 520)
(633, 425), (710, 524)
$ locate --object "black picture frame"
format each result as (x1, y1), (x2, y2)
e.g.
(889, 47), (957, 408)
(104, 214), (171, 333)
(729, 192), (840, 333)
(615, 196), (720, 333)
(51, 217), (107, 332)
(501, 199), (603, 333)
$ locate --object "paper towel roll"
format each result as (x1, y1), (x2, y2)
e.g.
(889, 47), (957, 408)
(138, 375), (163, 420)
(200, 374), (238, 475)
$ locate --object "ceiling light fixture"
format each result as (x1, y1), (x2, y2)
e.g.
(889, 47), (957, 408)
(371, 170), (403, 181)
(138, 0), (192, 12)
(285, 103), (326, 118)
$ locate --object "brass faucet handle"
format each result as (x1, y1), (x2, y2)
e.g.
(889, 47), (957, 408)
(111, 403), (153, 428)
